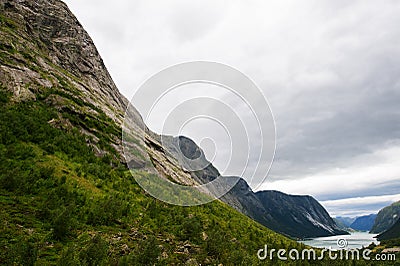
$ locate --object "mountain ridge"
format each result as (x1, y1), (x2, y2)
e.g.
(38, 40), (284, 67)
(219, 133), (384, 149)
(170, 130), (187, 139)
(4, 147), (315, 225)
(0, 0), (349, 264)
(349, 214), (376, 231)
(0, 1), (304, 264)
(164, 135), (347, 238)
(255, 190), (348, 238)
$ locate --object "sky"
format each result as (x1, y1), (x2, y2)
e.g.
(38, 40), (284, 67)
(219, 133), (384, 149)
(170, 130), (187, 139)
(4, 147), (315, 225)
(64, 0), (400, 217)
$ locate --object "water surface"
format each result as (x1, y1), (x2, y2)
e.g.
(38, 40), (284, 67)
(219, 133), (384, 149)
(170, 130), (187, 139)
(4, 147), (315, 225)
(299, 232), (379, 249)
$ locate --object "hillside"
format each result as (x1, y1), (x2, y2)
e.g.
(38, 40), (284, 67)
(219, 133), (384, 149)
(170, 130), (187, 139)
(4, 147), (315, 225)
(349, 214), (377, 231)
(3, 0), (392, 265)
(166, 136), (347, 239)
(370, 201), (400, 234)
(0, 0), (307, 264)
(377, 219), (400, 241)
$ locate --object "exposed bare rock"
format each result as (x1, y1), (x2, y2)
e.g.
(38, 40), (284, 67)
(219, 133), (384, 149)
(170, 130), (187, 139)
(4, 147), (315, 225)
(0, 0), (132, 123)
(0, 0), (347, 240)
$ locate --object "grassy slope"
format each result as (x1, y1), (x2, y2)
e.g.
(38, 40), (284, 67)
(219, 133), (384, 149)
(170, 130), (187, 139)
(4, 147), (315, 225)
(0, 10), (299, 264)
(0, 87), (298, 265)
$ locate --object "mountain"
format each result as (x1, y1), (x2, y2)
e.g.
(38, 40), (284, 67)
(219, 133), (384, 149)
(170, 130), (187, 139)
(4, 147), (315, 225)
(335, 216), (356, 228)
(169, 137), (346, 238)
(370, 201), (400, 234)
(157, 130), (346, 238)
(349, 214), (377, 231)
(255, 191), (348, 238)
(0, 0), (306, 264)
(377, 219), (400, 241)
(0, 0), (351, 264)
(333, 218), (349, 231)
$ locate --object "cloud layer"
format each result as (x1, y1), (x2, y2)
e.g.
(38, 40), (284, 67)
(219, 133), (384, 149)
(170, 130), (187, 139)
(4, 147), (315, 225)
(64, 0), (400, 216)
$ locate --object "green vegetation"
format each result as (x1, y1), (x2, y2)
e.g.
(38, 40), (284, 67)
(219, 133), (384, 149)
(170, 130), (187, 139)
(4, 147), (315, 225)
(2, 83), (398, 266)
(0, 87), (299, 265)
(378, 219), (400, 241)
(380, 238), (400, 248)
(1, 7), (398, 265)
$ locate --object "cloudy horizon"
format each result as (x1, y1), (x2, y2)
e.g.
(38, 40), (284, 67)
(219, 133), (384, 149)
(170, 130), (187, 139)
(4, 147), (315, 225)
(64, 0), (400, 217)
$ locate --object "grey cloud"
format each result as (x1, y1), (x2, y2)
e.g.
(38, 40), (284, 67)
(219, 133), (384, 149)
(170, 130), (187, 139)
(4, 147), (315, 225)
(64, 0), (400, 216)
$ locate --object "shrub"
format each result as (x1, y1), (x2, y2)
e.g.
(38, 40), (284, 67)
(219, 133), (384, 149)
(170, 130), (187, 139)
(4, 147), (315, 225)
(124, 235), (160, 265)
(53, 206), (74, 240)
(79, 235), (109, 266)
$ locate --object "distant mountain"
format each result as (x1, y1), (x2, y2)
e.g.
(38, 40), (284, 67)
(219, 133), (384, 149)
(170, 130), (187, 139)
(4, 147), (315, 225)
(377, 219), (400, 241)
(335, 216), (356, 227)
(370, 201), (400, 233)
(333, 218), (349, 231)
(170, 137), (345, 238)
(349, 214), (377, 231)
(255, 191), (348, 239)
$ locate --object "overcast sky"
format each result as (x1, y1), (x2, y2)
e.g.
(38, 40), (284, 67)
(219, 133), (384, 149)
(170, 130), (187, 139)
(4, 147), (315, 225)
(64, 0), (400, 217)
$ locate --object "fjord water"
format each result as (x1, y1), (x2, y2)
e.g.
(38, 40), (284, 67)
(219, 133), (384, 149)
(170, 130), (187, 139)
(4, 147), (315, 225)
(299, 232), (379, 249)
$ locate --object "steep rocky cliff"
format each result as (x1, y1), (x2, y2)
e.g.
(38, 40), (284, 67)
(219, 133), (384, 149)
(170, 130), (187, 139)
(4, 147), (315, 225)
(0, 2), (344, 264)
(0, 0), (127, 119)
(0, 0), (204, 186)
(1, 0), (310, 264)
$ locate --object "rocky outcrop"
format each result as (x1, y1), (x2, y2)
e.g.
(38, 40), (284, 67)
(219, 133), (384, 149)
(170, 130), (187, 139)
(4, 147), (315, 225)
(0, 0), (153, 168)
(0, 0), (128, 122)
(0, 0), (346, 240)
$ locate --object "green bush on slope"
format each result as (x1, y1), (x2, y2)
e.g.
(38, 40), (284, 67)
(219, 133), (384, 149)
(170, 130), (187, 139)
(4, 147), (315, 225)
(0, 87), (300, 265)
(2, 83), (399, 266)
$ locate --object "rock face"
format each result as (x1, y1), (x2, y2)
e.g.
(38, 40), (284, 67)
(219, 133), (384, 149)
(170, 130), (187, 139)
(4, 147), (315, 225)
(0, 0), (151, 168)
(0, 0), (128, 121)
(371, 201), (400, 234)
(255, 191), (348, 238)
(1, 0), (129, 161)
(1, 2), (311, 263)
(0, 0), (345, 240)
(349, 214), (376, 231)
